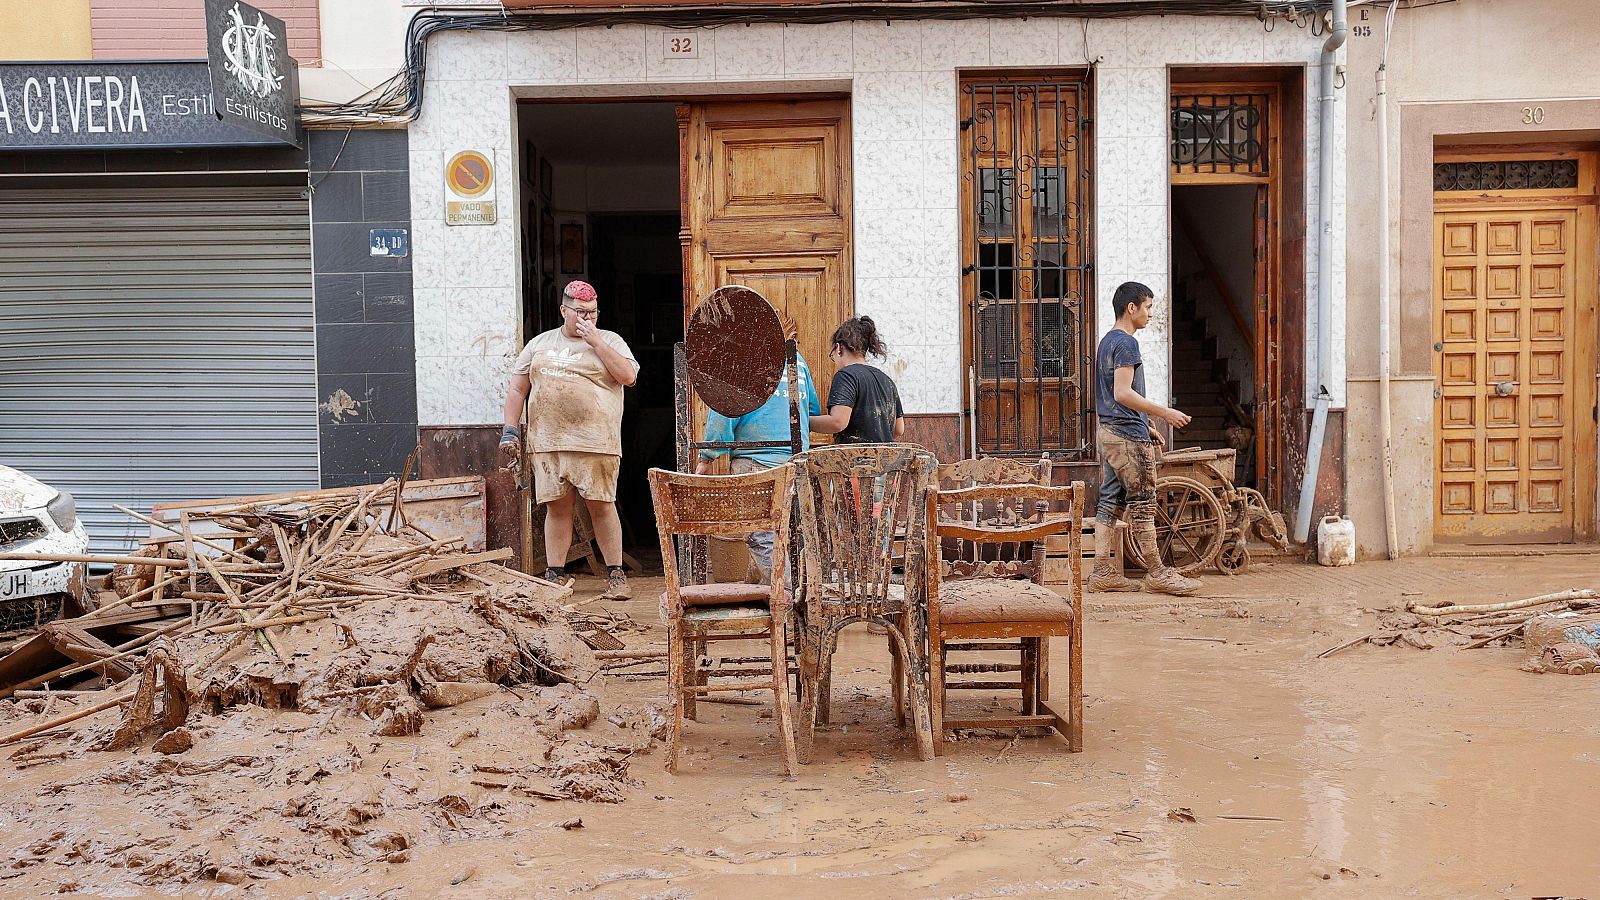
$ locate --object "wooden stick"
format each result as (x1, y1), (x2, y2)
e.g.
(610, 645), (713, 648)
(0, 691), (134, 744)
(1316, 633), (1373, 659)
(198, 554), (277, 658)
(113, 504), (256, 564)
(1463, 623), (1528, 650)
(593, 649), (668, 660)
(80, 573), (183, 621)
(0, 552), (185, 567)
(207, 612), (328, 634)
(12, 689), (100, 699)
(1409, 589), (1597, 617)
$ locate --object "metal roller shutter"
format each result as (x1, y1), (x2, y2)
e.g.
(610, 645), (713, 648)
(0, 185), (318, 553)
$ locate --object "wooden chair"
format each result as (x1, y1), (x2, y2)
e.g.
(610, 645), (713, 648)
(791, 444), (937, 764)
(648, 465), (799, 776)
(925, 474), (1086, 752)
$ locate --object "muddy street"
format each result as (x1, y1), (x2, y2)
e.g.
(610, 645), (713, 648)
(171, 553), (1594, 899)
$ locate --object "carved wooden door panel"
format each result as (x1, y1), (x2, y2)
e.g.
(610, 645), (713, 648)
(1433, 208), (1579, 542)
(679, 98), (852, 412)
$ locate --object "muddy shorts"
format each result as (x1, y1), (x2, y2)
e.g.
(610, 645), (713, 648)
(1096, 425), (1158, 523)
(533, 451), (621, 504)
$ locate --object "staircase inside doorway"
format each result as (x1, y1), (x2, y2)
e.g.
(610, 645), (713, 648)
(1170, 184), (1260, 488)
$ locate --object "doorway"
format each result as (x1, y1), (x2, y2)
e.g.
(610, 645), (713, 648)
(516, 96), (855, 560)
(518, 101), (682, 559)
(1167, 72), (1303, 510)
(1170, 184), (1265, 488)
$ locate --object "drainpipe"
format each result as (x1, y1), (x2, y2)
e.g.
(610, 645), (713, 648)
(1376, 1), (1400, 559)
(1293, 0), (1349, 546)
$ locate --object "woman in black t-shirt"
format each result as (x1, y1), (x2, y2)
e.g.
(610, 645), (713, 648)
(809, 316), (905, 443)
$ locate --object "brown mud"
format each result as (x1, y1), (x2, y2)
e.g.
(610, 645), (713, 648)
(4, 554), (1600, 897)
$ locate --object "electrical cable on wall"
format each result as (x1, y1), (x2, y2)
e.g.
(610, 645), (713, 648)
(300, 0), (1332, 127)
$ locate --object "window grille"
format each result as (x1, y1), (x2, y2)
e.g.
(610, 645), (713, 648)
(1433, 159), (1579, 192)
(961, 73), (1093, 457)
(1170, 93), (1269, 175)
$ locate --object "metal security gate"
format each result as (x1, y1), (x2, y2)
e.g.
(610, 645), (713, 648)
(0, 185), (318, 553)
(960, 72), (1094, 458)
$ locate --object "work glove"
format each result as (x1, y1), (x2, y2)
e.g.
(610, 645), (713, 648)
(498, 425), (522, 471)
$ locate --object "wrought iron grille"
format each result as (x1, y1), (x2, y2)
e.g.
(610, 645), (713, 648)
(961, 74), (1093, 458)
(1170, 93), (1270, 175)
(1434, 159), (1579, 192)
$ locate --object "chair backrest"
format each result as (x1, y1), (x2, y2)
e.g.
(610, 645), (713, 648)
(935, 455), (1052, 580)
(648, 464), (795, 592)
(932, 477), (1083, 585)
(792, 444), (935, 618)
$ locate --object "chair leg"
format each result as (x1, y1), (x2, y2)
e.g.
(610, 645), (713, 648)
(1021, 638), (1038, 716)
(930, 631), (946, 754)
(890, 628), (906, 729)
(685, 638), (705, 722)
(769, 619), (799, 777)
(816, 635), (834, 726)
(1037, 636), (1052, 702)
(665, 621), (685, 772)
(882, 620), (935, 762)
(795, 624), (821, 765)
(1068, 627), (1083, 752)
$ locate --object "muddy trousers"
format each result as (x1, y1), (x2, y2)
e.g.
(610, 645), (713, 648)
(1094, 426), (1165, 572)
(730, 458), (777, 581)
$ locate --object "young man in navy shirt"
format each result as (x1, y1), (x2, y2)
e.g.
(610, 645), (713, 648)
(1090, 282), (1202, 596)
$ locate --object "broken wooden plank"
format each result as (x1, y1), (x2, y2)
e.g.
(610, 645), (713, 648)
(411, 548), (515, 579)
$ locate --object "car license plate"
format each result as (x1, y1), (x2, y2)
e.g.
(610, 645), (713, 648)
(0, 570), (29, 600)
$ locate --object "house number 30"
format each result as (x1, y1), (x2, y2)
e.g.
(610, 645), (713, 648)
(1522, 106), (1546, 125)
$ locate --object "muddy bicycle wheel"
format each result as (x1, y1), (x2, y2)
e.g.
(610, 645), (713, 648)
(1124, 475), (1226, 576)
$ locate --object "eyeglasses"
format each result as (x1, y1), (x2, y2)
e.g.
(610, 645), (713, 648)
(563, 304), (600, 320)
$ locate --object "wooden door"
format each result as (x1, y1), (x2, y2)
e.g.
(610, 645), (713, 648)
(1433, 208), (1587, 542)
(678, 98), (852, 409)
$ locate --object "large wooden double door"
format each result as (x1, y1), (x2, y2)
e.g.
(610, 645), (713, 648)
(678, 98), (852, 405)
(1433, 189), (1597, 542)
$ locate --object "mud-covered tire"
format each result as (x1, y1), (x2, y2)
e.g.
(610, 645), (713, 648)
(1217, 542), (1250, 575)
(1124, 475), (1226, 576)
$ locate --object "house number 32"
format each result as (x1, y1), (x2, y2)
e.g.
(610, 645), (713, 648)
(667, 36), (697, 58)
(1522, 106), (1546, 125)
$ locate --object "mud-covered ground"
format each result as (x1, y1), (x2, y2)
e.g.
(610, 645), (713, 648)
(7, 553), (1600, 898)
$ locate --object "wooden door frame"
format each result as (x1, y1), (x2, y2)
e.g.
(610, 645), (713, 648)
(1432, 146), (1600, 542)
(1168, 76), (1288, 507)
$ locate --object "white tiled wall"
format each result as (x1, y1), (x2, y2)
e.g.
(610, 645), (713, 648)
(408, 15), (1338, 425)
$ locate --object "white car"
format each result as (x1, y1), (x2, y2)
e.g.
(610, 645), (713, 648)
(0, 465), (91, 618)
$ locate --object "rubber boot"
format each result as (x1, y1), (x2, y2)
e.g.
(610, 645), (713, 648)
(1086, 521), (1141, 592)
(1132, 519), (1201, 596)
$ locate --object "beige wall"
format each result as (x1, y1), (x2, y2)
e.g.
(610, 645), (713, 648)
(301, 0), (411, 106)
(1343, 0), (1600, 557)
(0, 0), (92, 61)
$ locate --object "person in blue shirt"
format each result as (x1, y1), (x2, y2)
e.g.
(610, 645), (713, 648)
(694, 318), (822, 585)
(1092, 281), (1201, 597)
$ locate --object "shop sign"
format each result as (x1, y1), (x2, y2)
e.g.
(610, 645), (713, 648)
(205, 0), (301, 147)
(0, 61), (286, 151)
(444, 149), (497, 226)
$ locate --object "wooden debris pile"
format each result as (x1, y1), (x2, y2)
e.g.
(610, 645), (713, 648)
(0, 478), (612, 728)
(0, 479), (666, 890)
(1319, 588), (1600, 657)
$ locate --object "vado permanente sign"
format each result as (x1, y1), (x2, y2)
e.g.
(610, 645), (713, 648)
(204, 0), (300, 147)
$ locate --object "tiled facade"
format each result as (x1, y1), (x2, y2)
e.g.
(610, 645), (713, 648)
(407, 15), (1344, 427)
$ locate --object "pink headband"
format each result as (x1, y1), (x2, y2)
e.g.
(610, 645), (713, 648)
(564, 281), (597, 302)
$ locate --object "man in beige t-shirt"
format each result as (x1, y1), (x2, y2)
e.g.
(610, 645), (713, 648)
(501, 281), (639, 599)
